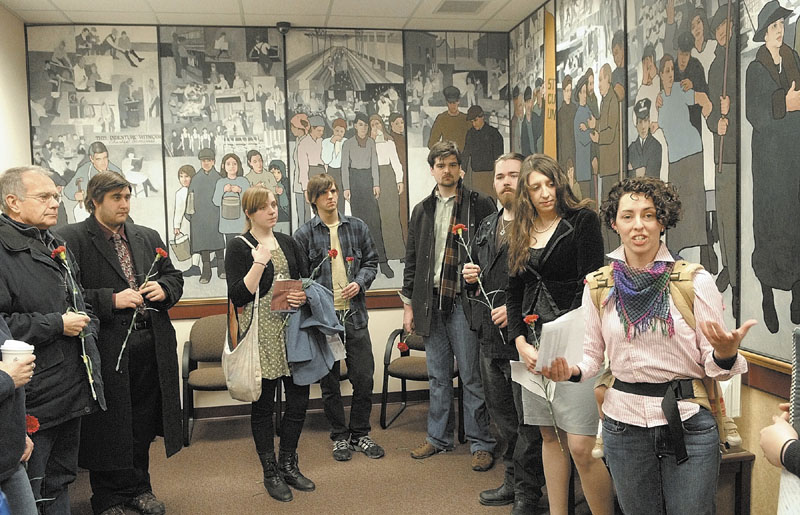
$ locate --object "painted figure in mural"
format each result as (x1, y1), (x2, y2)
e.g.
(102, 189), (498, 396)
(213, 153), (250, 249)
(427, 86), (471, 152)
(76, 27), (93, 55)
(268, 160), (291, 235)
(611, 30), (626, 101)
(186, 148), (225, 285)
(656, 54), (711, 258)
(174, 164), (202, 277)
(121, 147), (158, 197)
(321, 117), (347, 210)
(510, 86), (523, 154)
(627, 98), (662, 179)
(368, 114), (405, 261)
(521, 86), (540, 156)
(635, 43), (668, 175)
(706, 3), (738, 309)
(66, 141), (123, 218)
(297, 116), (326, 204)
(245, 149), (278, 192)
(118, 78), (136, 130)
(574, 73), (595, 201)
(118, 30), (145, 68)
(170, 32), (186, 79)
(462, 105), (504, 198)
(341, 112), (393, 279)
(387, 112), (408, 242)
(673, 32), (710, 137)
(250, 34), (274, 75)
(557, 75), (577, 180)
(289, 113), (310, 227)
(745, 0), (800, 333)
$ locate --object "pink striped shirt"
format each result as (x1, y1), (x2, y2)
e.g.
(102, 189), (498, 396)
(577, 244), (747, 427)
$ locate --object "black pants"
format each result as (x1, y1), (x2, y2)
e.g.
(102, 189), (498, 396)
(320, 319), (375, 441)
(27, 417), (81, 515)
(89, 329), (161, 514)
(480, 355), (545, 502)
(252, 377), (310, 454)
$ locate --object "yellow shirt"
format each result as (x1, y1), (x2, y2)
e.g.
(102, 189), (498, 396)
(327, 222), (350, 311)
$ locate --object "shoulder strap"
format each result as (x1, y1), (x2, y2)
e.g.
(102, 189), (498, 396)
(586, 265), (614, 312)
(236, 234), (255, 250)
(668, 260), (704, 330)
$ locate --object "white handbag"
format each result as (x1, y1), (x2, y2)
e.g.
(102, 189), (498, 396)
(221, 237), (262, 402)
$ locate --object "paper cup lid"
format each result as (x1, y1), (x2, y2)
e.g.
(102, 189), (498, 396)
(0, 340), (34, 351)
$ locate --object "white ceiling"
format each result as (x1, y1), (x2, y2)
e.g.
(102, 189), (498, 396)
(1, 0), (548, 31)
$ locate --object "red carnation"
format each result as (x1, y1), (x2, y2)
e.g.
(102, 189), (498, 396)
(523, 314), (539, 326)
(346, 256), (355, 263)
(451, 223), (467, 236)
(26, 414), (40, 435)
(328, 249), (338, 259)
(155, 247), (168, 259)
(51, 245), (66, 260)
(397, 341), (409, 352)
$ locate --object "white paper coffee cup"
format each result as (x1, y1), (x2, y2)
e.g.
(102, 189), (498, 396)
(1, 340), (34, 362)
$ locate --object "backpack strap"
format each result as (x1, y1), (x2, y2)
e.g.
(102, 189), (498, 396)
(667, 260), (704, 330)
(585, 265), (614, 313)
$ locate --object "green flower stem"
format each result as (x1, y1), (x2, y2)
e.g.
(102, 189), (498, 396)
(456, 233), (506, 344)
(115, 255), (161, 372)
(61, 258), (97, 400)
(527, 322), (563, 452)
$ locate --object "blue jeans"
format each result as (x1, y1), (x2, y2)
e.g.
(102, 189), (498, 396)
(26, 416), (81, 515)
(1, 463), (37, 515)
(603, 409), (721, 515)
(424, 300), (495, 453)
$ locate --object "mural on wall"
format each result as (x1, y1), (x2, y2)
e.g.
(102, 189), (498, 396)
(627, 0), (738, 332)
(284, 28), (406, 288)
(27, 25), (166, 240)
(158, 26), (287, 299)
(557, 0), (625, 252)
(740, 0), (800, 356)
(404, 31), (510, 203)
(510, 7), (548, 161)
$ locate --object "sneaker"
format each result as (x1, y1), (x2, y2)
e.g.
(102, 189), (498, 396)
(126, 492), (165, 515)
(351, 435), (385, 459)
(592, 434), (604, 459)
(724, 417), (742, 449)
(471, 449), (494, 471)
(332, 439), (352, 461)
(410, 441), (446, 459)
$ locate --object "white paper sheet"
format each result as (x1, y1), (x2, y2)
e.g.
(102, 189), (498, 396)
(778, 469), (800, 514)
(533, 307), (586, 373)
(326, 333), (346, 362)
(510, 360), (554, 401)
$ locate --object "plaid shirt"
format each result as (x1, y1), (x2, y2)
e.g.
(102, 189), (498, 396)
(293, 213), (378, 330)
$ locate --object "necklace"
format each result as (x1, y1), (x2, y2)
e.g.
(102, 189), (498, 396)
(499, 218), (512, 236)
(532, 216), (559, 234)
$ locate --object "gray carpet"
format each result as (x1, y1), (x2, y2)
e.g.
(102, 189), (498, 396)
(69, 402), (589, 514)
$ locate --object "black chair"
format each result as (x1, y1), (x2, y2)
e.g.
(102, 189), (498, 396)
(380, 329), (465, 443)
(181, 314), (228, 446)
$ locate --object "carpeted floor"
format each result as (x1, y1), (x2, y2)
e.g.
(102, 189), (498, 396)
(70, 402), (590, 514)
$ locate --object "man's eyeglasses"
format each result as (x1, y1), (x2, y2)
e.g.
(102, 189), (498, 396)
(24, 193), (61, 203)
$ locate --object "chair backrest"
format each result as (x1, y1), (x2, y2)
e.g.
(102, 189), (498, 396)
(188, 313), (228, 363)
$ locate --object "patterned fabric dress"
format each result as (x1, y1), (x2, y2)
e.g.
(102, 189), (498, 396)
(239, 246), (291, 380)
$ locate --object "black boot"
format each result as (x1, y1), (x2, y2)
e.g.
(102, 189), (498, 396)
(479, 480), (514, 506)
(278, 451), (315, 492)
(258, 452), (292, 502)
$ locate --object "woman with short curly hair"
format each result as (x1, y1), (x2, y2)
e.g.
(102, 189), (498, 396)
(543, 177), (755, 514)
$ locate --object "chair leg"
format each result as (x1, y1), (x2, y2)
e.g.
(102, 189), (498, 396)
(382, 378), (409, 429)
(183, 380), (193, 447)
(457, 376), (465, 444)
(380, 365), (390, 429)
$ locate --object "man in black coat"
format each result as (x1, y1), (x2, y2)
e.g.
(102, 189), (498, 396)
(627, 98), (662, 179)
(462, 153), (545, 514)
(57, 172), (183, 515)
(462, 105), (504, 198)
(0, 165), (106, 514)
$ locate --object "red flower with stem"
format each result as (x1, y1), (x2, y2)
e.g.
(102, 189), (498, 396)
(453, 224), (505, 344)
(305, 248), (338, 286)
(26, 414), (40, 435)
(397, 341), (409, 352)
(51, 244), (97, 400)
(523, 312), (562, 450)
(116, 248), (168, 372)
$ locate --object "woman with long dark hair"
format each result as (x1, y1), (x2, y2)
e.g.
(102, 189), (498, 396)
(225, 185), (313, 503)
(505, 154), (613, 515)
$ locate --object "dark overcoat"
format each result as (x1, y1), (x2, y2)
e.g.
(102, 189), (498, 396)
(57, 216), (183, 470)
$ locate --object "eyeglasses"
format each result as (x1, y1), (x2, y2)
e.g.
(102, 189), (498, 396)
(24, 193), (61, 203)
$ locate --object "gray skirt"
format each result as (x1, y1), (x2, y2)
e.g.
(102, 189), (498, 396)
(521, 371), (600, 436)
(666, 152), (707, 253)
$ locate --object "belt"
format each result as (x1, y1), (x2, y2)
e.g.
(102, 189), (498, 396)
(612, 379), (697, 464)
(132, 318), (152, 331)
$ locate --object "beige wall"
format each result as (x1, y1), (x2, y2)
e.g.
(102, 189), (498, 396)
(0, 6), (31, 170)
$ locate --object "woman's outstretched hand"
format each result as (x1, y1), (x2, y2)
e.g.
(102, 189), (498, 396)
(700, 319), (757, 359)
(541, 357), (578, 382)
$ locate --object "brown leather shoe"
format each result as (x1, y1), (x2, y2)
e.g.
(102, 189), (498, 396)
(126, 492), (165, 515)
(410, 441), (446, 459)
(471, 449), (494, 471)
